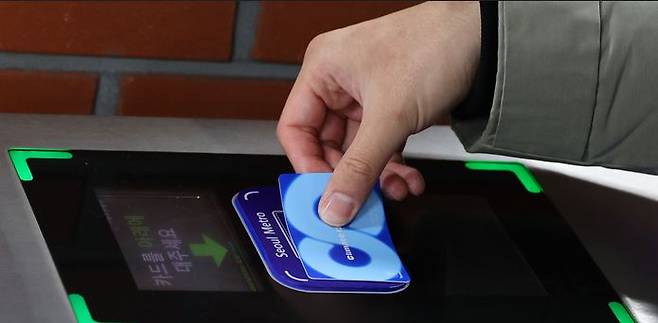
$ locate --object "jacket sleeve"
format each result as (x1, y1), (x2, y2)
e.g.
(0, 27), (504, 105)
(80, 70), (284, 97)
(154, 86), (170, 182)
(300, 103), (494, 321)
(451, 1), (658, 174)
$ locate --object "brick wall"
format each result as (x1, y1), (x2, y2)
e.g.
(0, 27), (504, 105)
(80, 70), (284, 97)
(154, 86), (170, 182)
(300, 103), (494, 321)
(0, 1), (420, 120)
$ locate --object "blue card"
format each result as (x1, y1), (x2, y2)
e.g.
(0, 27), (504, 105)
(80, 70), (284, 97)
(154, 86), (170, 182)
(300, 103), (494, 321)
(278, 173), (410, 283)
(232, 187), (408, 293)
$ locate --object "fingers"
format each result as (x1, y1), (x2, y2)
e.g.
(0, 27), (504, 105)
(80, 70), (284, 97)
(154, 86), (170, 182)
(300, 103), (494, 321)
(319, 111), (346, 151)
(381, 167), (409, 201)
(342, 119), (360, 151)
(322, 145), (343, 168)
(277, 59), (359, 174)
(278, 78), (333, 173)
(380, 153), (426, 201)
(324, 131), (426, 202)
(382, 158), (426, 197)
(318, 115), (411, 226)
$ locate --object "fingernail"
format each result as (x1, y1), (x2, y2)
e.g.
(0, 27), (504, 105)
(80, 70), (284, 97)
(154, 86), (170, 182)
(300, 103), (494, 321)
(319, 192), (356, 227)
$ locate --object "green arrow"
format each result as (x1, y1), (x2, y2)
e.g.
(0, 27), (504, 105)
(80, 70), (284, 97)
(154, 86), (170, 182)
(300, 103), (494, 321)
(189, 234), (228, 267)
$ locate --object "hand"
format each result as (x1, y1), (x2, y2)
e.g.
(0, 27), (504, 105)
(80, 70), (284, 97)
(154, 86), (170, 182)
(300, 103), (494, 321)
(277, 2), (481, 226)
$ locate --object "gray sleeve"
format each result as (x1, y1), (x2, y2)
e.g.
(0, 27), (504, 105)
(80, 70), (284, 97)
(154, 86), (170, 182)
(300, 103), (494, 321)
(451, 1), (658, 174)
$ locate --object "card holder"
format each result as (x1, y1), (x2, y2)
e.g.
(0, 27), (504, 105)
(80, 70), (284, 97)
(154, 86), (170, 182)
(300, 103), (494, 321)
(232, 186), (409, 294)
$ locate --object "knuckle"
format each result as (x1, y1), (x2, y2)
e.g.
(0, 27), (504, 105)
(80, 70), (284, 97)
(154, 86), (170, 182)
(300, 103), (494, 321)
(402, 168), (423, 186)
(341, 155), (375, 180)
(305, 32), (330, 59)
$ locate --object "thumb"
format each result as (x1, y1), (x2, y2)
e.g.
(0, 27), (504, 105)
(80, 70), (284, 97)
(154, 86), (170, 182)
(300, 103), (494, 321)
(318, 115), (410, 226)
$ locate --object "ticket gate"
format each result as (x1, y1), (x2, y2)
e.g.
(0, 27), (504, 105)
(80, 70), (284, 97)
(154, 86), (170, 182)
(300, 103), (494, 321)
(8, 148), (634, 323)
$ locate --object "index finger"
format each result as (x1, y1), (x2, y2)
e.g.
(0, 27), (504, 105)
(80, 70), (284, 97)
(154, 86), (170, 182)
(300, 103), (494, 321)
(277, 75), (333, 173)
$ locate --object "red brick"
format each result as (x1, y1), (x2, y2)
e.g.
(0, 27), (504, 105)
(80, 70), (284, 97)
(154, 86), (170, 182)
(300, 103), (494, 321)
(0, 70), (97, 115)
(0, 1), (235, 61)
(252, 1), (420, 63)
(119, 75), (294, 120)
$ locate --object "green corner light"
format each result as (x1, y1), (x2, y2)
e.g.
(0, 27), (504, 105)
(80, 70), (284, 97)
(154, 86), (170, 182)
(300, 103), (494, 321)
(68, 294), (98, 323)
(69, 294), (120, 323)
(8, 148), (73, 181)
(465, 161), (543, 193)
(608, 302), (635, 323)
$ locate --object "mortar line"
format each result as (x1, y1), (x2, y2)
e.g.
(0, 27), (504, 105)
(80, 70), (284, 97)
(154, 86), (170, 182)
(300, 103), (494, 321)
(232, 1), (261, 61)
(0, 52), (300, 79)
(93, 73), (121, 116)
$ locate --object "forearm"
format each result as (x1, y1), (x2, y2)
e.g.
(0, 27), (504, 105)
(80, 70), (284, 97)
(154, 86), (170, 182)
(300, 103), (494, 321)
(452, 1), (658, 174)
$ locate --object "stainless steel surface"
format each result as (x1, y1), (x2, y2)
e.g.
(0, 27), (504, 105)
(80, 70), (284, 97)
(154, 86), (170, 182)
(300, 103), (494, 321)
(535, 170), (658, 323)
(0, 113), (655, 322)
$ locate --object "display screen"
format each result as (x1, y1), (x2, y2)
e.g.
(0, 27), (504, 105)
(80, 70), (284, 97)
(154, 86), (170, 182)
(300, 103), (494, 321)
(97, 187), (261, 292)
